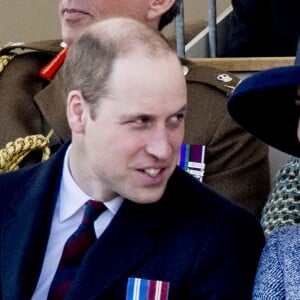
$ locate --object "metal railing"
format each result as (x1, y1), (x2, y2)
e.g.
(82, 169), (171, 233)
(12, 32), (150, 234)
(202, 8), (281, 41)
(175, 2), (185, 58)
(175, 0), (217, 58)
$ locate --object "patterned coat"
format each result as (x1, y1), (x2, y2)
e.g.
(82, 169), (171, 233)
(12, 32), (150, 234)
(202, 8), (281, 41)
(253, 224), (300, 299)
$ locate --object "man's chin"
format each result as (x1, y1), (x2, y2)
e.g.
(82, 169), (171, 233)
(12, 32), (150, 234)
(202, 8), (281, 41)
(128, 185), (167, 205)
(61, 24), (89, 45)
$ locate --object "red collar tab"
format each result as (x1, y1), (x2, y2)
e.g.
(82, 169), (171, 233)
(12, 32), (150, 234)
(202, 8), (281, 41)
(39, 46), (68, 80)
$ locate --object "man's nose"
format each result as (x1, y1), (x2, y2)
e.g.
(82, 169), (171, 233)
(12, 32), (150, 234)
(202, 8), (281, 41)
(145, 128), (172, 160)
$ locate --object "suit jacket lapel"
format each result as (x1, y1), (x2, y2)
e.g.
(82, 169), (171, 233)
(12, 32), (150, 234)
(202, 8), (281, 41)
(34, 68), (71, 142)
(0, 145), (66, 299)
(1, 191), (53, 299)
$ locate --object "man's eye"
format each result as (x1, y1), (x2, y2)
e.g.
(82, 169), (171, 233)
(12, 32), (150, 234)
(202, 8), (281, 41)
(170, 113), (185, 123)
(137, 117), (150, 124)
(166, 113), (185, 129)
(176, 113), (185, 121)
(128, 117), (151, 127)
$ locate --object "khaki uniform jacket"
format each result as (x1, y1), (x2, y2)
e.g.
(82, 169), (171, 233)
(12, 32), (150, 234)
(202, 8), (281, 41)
(0, 40), (270, 217)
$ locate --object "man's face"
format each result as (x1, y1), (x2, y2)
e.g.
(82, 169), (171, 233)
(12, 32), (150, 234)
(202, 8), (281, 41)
(70, 52), (187, 204)
(59, 0), (150, 44)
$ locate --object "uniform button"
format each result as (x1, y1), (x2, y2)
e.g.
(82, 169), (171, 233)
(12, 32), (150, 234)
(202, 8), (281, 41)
(182, 65), (189, 76)
(60, 41), (68, 48)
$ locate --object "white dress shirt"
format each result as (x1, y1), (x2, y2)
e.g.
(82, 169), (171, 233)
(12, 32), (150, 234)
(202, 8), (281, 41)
(32, 145), (123, 299)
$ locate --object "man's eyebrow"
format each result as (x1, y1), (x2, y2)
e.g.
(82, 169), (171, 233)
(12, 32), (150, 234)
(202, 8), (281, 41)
(119, 104), (188, 120)
(118, 112), (151, 121)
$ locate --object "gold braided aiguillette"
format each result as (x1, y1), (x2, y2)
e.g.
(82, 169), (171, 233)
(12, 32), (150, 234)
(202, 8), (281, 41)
(0, 129), (54, 173)
(0, 54), (15, 74)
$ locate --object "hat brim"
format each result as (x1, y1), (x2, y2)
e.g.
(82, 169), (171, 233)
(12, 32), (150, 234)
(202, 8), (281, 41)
(228, 65), (300, 157)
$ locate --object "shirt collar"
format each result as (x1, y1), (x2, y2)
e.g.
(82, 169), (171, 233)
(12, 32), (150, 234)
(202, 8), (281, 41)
(59, 144), (123, 222)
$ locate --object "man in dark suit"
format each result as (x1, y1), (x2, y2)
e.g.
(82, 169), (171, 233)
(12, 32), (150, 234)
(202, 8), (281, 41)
(0, 0), (270, 217)
(0, 17), (264, 300)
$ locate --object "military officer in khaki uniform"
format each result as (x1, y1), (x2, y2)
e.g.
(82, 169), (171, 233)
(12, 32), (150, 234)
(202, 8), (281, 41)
(0, 0), (270, 217)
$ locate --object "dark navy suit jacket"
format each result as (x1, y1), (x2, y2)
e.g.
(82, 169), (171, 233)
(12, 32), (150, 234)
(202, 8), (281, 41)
(0, 143), (265, 299)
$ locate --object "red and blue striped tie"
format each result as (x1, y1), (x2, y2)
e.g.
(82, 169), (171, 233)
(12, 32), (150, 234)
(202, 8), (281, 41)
(47, 200), (106, 299)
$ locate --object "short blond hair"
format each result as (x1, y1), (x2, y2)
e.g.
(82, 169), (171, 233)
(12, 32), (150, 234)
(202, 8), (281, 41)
(63, 17), (178, 116)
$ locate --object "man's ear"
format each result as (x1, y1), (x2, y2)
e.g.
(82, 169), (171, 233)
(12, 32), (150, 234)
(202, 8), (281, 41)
(147, 0), (176, 22)
(66, 90), (87, 134)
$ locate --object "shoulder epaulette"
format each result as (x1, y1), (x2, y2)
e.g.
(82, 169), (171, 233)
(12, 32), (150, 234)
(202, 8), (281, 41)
(0, 39), (63, 56)
(180, 57), (241, 96)
(0, 39), (63, 75)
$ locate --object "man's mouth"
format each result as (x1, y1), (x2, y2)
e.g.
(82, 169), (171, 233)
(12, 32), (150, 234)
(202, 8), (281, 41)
(144, 168), (162, 177)
(62, 8), (90, 19)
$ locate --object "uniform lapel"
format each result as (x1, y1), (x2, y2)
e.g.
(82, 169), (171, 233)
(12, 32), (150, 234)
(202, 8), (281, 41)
(34, 67), (71, 143)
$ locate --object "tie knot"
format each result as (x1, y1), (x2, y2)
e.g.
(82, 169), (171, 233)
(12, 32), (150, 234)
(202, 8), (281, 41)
(82, 200), (106, 225)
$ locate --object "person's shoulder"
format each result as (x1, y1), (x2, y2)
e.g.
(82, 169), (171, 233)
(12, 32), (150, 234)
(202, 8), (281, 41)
(170, 167), (258, 219)
(0, 39), (62, 74)
(0, 143), (67, 224)
(269, 224), (300, 245)
(0, 39), (62, 56)
(180, 57), (240, 97)
(264, 224), (300, 277)
(166, 168), (264, 241)
(0, 142), (68, 195)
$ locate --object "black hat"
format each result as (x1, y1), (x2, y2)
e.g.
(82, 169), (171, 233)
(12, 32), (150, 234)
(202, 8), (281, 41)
(227, 43), (300, 157)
